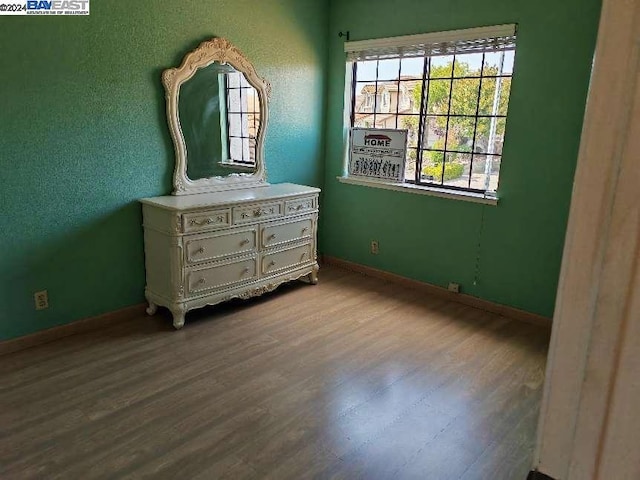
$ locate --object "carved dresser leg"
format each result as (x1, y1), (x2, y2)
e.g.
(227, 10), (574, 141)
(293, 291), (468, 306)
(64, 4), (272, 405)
(170, 305), (186, 330)
(146, 301), (158, 316)
(309, 265), (319, 285)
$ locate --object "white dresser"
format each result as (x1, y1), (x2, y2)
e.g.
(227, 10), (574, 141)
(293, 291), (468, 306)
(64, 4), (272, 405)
(140, 183), (320, 329)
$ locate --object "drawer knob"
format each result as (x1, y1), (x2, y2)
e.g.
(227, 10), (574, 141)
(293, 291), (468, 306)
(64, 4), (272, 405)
(268, 234), (277, 240)
(300, 252), (307, 261)
(241, 267), (250, 275)
(242, 213), (249, 219)
(297, 205), (303, 210)
(195, 246), (205, 254)
(240, 238), (250, 246)
(267, 261), (276, 268)
(198, 278), (206, 285)
(302, 228), (308, 234)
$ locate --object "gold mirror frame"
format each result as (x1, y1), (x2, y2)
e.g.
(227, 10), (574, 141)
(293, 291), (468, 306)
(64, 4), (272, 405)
(162, 38), (271, 195)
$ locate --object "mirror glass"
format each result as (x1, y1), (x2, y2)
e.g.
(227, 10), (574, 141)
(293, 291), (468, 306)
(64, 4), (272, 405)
(178, 62), (261, 180)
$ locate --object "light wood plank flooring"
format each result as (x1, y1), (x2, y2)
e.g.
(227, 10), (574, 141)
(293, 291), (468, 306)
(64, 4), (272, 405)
(0, 265), (549, 479)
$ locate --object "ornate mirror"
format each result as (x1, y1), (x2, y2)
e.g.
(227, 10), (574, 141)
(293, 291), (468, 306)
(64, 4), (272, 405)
(162, 38), (271, 195)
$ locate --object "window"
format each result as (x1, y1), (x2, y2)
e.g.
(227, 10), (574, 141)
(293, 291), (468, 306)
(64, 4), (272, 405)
(345, 25), (517, 196)
(225, 72), (260, 166)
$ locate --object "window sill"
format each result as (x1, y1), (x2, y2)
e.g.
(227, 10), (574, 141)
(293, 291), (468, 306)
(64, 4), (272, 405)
(336, 176), (499, 206)
(217, 161), (255, 172)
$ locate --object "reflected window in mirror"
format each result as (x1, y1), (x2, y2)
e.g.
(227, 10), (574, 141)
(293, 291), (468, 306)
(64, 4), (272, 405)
(225, 72), (259, 168)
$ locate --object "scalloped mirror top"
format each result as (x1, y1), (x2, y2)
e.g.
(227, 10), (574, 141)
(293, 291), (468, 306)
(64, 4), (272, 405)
(163, 38), (271, 195)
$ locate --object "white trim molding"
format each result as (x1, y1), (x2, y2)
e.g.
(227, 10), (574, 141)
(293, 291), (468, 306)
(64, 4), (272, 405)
(337, 175), (498, 205)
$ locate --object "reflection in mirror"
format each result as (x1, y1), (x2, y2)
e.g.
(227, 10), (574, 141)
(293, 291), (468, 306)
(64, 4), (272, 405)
(179, 63), (261, 180)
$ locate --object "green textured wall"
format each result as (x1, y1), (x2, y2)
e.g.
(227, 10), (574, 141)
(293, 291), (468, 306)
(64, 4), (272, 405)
(323, 0), (601, 317)
(0, 0), (327, 340)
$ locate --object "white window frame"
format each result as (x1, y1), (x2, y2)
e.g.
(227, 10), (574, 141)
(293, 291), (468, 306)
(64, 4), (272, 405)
(338, 24), (517, 205)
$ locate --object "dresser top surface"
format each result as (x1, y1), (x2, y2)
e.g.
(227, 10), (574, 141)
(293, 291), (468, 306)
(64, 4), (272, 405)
(140, 183), (320, 211)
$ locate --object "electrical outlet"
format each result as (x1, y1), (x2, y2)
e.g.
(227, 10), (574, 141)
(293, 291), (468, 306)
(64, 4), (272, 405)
(370, 240), (379, 254)
(448, 282), (460, 293)
(34, 290), (49, 310)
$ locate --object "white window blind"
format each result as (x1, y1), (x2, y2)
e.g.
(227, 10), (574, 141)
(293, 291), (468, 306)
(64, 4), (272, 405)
(345, 24), (517, 61)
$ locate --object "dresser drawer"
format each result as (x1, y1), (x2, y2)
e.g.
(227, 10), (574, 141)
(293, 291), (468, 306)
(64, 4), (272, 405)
(233, 202), (283, 224)
(186, 257), (257, 296)
(185, 228), (257, 265)
(183, 209), (231, 233)
(261, 218), (313, 249)
(285, 196), (316, 216)
(262, 243), (312, 275)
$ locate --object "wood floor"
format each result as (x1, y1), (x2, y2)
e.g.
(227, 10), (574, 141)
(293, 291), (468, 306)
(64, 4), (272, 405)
(0, 265), (550, 480)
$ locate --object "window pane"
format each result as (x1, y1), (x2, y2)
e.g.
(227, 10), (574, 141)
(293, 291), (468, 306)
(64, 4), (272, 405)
(474, 118), (490, 153)
(483, 52), (506, 75)
(474, 117), (504, 155)
(376, 83), (393, 113)
(228, 113), (242, 136)
(355, 82), (376, 113)
(240, 75), (250, 88)
(248, 113), (258, 139)
(429, 55), (454, 78)
(502, 50), (515, 75)
(377, 58), (400, 81)
(494, 117), (506, 153)
(355, 60), (378, 82)
(446, 116), (474, 152)
(227, 72), (241, 88)
(398, 115), (420, 147)
(400, 57), (424, 78)
(450, 78), (480, 115)
(247, 87), (259, 113)
(470, 154), (488, 190)
(354, 113), (374, 128)
(229, 137), (243, 160)
(240, 113), (249, 137)
(454, 53), (483, 76)
(469, 154), (501, 191)
(405, 148), (418, 181)
(443, 152), (471, 188)
(420, 150), (445, 184)
(498, 78), (511, 116)
(478, 78), (498, 115)
(227, 88), (241, 112)
(397, 80), (421, 113)
(375, 116), (394, 129)
(488, 155), (501, 192)
(423, 115), (446, 149)
(426, 79), (451, 114)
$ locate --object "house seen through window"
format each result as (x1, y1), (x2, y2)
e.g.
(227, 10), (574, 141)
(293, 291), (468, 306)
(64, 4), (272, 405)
(346, 25), (517, 195)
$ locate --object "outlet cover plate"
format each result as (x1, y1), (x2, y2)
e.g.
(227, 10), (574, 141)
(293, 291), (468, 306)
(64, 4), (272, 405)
(447, 282), (460, 293)
(35, 290), (49, 310)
